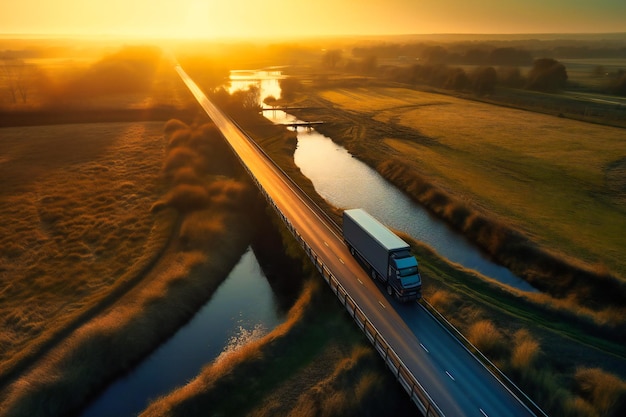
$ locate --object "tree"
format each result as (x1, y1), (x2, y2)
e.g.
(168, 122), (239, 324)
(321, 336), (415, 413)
(488, 47), (532, 66)
(609, 70), (626, 96)
(443, 68), (470, 91)
(526, 58), (568, 92)
(360, 55), (378, 74)
(498, 66), (524, 88)
(0, 59), (44, 105)
(421, 45), (449, 64)
(279, 77), (303, 101)
(322, 49), (342, 69)
(471, 67), (497, 96)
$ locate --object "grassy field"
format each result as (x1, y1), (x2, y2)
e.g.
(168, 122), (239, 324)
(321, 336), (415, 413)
(0, 117), (261, 416)
(316, 86), (626, 277)
(284, 84), (626, 352)
(0, 121), (171, 380)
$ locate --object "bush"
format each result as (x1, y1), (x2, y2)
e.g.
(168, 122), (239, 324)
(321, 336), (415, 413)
(526, 58), (568, 92)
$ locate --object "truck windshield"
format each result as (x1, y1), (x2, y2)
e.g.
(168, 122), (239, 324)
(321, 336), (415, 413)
(398, 266), (418, 277)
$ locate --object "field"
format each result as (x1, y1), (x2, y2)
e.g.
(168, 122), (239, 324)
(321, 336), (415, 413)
(234, 109), (626, 417)
(300, 86), (626, 279)
(0, 121), (170, 378)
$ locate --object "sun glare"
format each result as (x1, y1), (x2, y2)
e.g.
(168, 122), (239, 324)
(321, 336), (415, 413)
(183, 0), (213, 38)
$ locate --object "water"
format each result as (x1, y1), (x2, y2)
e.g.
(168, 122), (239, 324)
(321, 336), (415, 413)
(81, 248), (284, 417)
(244, 71), (535, 292)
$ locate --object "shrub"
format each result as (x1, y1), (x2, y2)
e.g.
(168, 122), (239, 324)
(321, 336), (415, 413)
(510, 329), (540, 370)
(526, 58), (568, 92)
(575, 368), (626, 417)
(467, 320), (507, 358)
(162, 184), (209, 213)
(163, 147), (200, 177)
(163, 119), (188, 136)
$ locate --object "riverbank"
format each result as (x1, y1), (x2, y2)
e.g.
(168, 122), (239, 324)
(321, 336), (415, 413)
(229, 95), (626, 416)
(138, 205), (417, 417)
(287, 85), (626, 329)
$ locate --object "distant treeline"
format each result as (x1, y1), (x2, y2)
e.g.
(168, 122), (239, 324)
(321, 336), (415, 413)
(327, 41), (626, 96)
(352, 40), (626, 64)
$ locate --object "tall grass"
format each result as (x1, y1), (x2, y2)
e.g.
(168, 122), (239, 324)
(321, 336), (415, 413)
(140, 276), (416, 417)
(0, 119), (255, 417)
(0, 122), (170, 384)
(429, 285), (626, 417)
(574, 368), (626, 417)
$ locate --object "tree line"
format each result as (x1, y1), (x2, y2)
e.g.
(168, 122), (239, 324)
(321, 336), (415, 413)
(323, 48), (570, 95)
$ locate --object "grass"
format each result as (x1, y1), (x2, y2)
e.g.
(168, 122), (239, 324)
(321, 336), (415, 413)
(139, 276), (416, 417)
(316, 86), (626, 278)
(288, 84), (626, 314)
(0, 121), (171, 381)
(405, 231), (626, 417)
(0, 119), (257, 416)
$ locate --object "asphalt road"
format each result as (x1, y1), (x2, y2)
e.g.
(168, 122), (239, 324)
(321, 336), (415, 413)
(176, 65), (540, 417)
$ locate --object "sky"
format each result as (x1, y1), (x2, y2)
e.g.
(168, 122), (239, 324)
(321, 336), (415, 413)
(1, 0), (625, 39)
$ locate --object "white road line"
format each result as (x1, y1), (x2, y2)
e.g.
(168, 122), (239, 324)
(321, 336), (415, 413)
(479, 408), (489, 417)
(378, 301), (386, 309)
(357, 279), (363, 285)
(323, 241), (329, 247)
(420, 343), (429, 353)
(339, 258), (345, 264)
(446, 371), (455, 381)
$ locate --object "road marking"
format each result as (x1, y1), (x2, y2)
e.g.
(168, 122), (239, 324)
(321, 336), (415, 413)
(445, 371), (455, 381)
(378, 301), (386, 309)
(479, 408), (489, 417)
(338, 258), (345, 264)
(323, 241), (329, 247)
(420, 343), (429, 353)
(357, 279), (363, 285)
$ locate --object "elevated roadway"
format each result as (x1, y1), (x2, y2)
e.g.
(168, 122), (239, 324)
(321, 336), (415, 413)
(176, 65), (544, 417)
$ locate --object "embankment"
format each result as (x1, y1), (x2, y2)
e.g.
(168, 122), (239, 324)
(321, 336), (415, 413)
(378, 159), (626, 311)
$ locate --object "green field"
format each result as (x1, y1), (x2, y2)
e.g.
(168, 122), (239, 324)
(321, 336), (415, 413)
(317, 87), (626, 279)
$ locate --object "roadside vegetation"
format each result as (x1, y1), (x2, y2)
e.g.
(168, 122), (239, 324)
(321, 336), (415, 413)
(289, 84), (626, 326)
(140, 212), (416, 417)
(405, 233), (626, 417)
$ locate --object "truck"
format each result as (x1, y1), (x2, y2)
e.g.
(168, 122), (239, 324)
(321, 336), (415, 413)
(343, 208), (422, 302)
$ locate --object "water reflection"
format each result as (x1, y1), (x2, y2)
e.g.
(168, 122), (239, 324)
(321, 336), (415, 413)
(81, 248), (283, 417)
(234, 70), (536, 292)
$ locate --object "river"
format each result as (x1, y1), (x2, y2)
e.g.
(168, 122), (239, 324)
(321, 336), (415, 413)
(80, 248), (284, 417)
(233, 70), (536, 292)
(82, 68), (535, 416)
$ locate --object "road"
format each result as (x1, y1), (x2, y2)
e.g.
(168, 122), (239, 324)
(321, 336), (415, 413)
(176, 65), (539, 417)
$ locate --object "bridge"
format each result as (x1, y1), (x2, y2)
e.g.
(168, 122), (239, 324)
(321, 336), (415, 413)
(176, 65), (547, 417)
(279, 120), (324, 130)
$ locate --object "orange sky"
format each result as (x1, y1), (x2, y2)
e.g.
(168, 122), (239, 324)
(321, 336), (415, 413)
(1, 0), (625, 39)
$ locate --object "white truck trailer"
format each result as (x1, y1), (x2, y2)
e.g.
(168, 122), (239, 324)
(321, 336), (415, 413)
(343, 208), (422, 302)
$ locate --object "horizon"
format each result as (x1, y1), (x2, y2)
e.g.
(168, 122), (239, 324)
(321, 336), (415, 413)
(1, 1), (625, 41)
(2, 31), (626, 43)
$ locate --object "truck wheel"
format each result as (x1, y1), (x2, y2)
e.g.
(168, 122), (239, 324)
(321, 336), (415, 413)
(350, 246), (355, 256)
(371, 269), (377, 280)
(387, 285), (393, 296)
